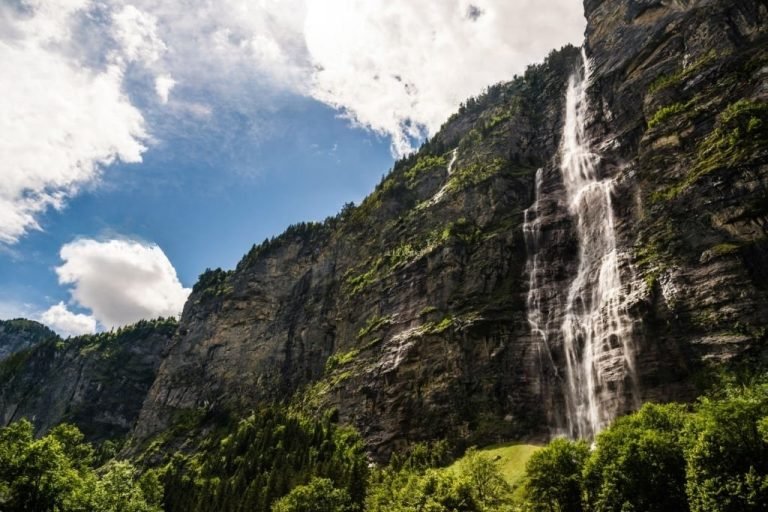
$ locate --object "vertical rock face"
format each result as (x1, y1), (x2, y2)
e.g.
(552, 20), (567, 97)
(133, 49), (583, 457)
(0, 320), (173, 441)
(130, 0), (768, 456)
(584, 0), (768, 404)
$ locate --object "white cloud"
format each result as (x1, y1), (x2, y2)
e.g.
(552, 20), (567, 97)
(40, 302), (97, 337)
(111, 4), (166, 65)
(127, 0), (585, 155)
(0, 0), (585, 244)
(155, 73), (176, 103)
(0, 0), (151, 243)
(55, 238), (190, 329)
(304, 0), (585, 155)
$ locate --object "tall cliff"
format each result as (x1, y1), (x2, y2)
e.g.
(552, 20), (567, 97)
(0, 319), (174, 441)
(130, 0), (768, 459)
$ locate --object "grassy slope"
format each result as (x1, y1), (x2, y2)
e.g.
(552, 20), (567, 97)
(448, 443), (541, 488)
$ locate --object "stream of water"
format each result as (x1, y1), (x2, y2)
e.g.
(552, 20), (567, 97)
(526, 49), (639, 439)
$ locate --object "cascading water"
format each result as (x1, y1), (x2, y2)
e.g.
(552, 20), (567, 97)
(524, 169), (559, 382)
(525, 49), (640, 440)
(560, 50), (639, 438)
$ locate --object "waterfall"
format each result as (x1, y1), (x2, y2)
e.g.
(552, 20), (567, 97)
(524, 49), (639, 440)
(560, 49), (639, 439)
(524, 168), (559, 383)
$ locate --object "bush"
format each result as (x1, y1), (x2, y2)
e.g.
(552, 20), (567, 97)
(272, 478), (354, 512)
(523, 438), (589, 512)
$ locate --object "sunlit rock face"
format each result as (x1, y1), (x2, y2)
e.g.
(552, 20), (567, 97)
(129, 0), (768, 459)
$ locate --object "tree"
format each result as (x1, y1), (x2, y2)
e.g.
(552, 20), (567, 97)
(523, 437), (589, 512)
(460, 448), (514, 511)
(89, 461), (162, 512)
(0, 420), (162, 512)
(271, 477), (354, 512)
(0, 419), (93, 511)
(684, 384), (768, 512)
(583, 403), (689, 512)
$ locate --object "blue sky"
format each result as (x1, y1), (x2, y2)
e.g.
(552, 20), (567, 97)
(0, 0), (584, 336)
(0, 96), (393, 319)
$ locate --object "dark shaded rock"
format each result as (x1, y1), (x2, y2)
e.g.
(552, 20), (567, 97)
(0, 319), (57, 362)
(0, 319), (174, 441)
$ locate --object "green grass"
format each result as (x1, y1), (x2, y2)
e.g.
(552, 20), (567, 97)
(447, 443), (541, 487)
(647, 101), (692, 129)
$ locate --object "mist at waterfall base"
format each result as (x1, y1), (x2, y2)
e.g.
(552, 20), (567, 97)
(524, 50), (640, 441)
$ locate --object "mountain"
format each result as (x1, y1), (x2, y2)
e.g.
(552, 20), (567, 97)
(1, 0), (767, 465)
(130, 0), (768, 460)
(0, 319), (57, 362)
(0, 319), (175, 441)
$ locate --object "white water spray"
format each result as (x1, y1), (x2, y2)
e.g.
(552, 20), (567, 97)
(524, 50), (639, 439)
(524, 169), (559, 374)
(421, 148), (459, 207)
(559, 50), (639, 438)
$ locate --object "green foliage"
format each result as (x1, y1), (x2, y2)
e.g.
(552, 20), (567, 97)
(480, 109), (513, 135)
(647, 101), (693, 129)
(523, 438), (589, 512)
(272, 477), (354, 512)
(367, 444), (514, 512)
(325, 349), (361, 373)
(90, 461), (163, 512)
(523, 382), (768, 512)
(193, 267), (233, 301)
(357, 315), (392, 340)
(343, 219), (481, 296)
(446, 158), (506, 193)
(448, 444), (540, 491)
(404, 154), (448, 187)
(648, 50), (719, 94)
(420, 316), (454, 335)
(583, 403), (689, 512)
(0, 348), (34, 382)
(0, 318), (57, 342)
(684, 384), (768, 512)
(710, 243), (741, 257)
(237, 221), (333, 271)
(655, 99), (768, 200)
(345, 260), (383, 296)
(161, 407), (368, 512)
(0, 420), (161, 512)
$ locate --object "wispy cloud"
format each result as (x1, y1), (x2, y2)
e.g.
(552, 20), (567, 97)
(0, 0), (169, 244)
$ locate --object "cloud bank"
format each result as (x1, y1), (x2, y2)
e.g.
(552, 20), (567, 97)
(304, 0), (585, 155)
(0, 0), (585, 242)
(49, 238), (190, 331)
(133, 0), (585, 155)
